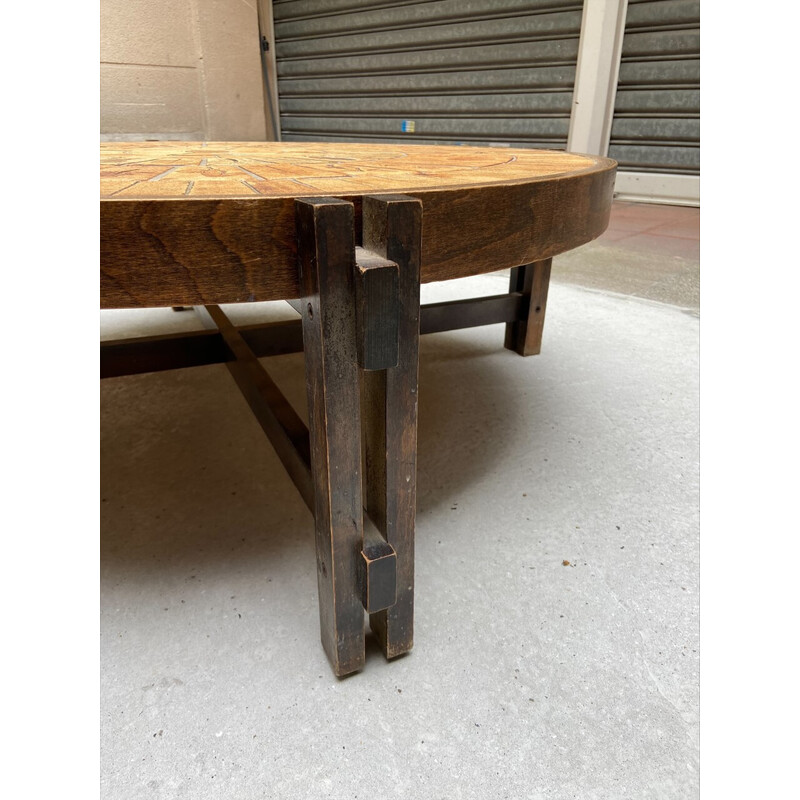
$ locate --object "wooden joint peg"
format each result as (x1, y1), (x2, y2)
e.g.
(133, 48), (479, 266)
(359, 522), (397, 614)
(354, 246), (400, 371)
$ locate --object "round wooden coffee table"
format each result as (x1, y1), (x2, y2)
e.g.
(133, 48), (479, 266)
(101, 141), (615, 307)
(101, 141), (617, 676)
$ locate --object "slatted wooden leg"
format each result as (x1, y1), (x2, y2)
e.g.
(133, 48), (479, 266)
(296, 197), (366, 677)
(361, 195), (423, 659)
(504, 258), (553, 356)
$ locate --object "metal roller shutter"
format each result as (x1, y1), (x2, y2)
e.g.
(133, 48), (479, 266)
(609, 0), (700, 174)
(272, 0), (584, 149)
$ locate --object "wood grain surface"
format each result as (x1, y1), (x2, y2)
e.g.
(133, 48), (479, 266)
(101, 141), (616, 308)
(295, 197), (366, 676)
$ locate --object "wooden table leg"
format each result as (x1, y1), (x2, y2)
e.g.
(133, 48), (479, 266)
(504, 258), (553, 356)
(361, 195), (422, 659)
(295, 195), (421, 673)
(296, 197), (366, 677)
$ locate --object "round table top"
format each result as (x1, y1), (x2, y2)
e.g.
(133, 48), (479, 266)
(101, 141), (612, 200)
(100, 141), (616, 308)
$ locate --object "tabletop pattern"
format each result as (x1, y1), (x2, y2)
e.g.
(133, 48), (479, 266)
(101, 141), (615, 308)
(101, 141), (602, 200)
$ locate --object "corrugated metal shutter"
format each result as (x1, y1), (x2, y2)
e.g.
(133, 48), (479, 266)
(609, 0), (700, 174)
(272, 0), (584, 149)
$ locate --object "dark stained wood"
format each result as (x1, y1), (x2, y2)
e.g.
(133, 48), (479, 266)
(361, 195), (422, 659)
(194, 304), (314, 510)
(354, 246), (399, 371)
(415, 172), (614, 285)
(100, 142), (618, 677)
(421, 292), (526, 335)
(296, 197), (366, 677)
(100, 328), (228, 378)
(504, 259), (553, 356)
(100, 142), (616, 309)
(361, 368), (387, 533)
(101, 291), (533, 378)
(237, 318), (304, 358)
(359, 523), (397, 615)
(100, 197), (297, 308)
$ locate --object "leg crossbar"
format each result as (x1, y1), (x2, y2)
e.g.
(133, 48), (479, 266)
(100, 291), (531, 379)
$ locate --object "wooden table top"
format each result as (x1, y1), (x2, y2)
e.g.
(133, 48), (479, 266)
(101, 141), (616, 308)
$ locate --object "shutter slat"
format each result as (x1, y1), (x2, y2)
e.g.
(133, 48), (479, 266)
(608, 143), (699, 172)
(621, 29), (700, 60)
(275, 11), (584, 60)
(280, 92), (574, 117)
(624, 0), (701, 30)
(617, 59), (699, 87)
(278, 65), (577, 97)
(614, 88), (699, 114)
(277, 39), (581, 78)
(274, 0), (579, 22)
(281, 115), (571, 139)
(610, 118), (700, 143)
(275, 0), (584, 39)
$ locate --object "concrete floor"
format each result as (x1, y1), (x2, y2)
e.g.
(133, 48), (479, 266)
(101, 202), (699, 799)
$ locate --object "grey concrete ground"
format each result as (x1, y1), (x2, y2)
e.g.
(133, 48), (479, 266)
(101, 242), (699, 799)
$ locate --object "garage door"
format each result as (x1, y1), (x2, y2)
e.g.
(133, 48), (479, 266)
(609, 0), (700, 174)
(272, 0), (585, 149)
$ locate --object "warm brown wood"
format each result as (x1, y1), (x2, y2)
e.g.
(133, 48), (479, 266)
(296, 197), (366, 677)
(360, 195), (422, 660)
(100, 141), (616, 308)
(101, 141), (605, 199)
(101, 143), (618, 678)
(100, 195), (297, 308)
(505, 259), (553, 356)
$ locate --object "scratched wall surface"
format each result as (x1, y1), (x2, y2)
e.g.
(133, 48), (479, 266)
(100, 0), (269, 141)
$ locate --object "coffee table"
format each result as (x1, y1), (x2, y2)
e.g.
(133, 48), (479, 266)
(101, 141), (616, 676)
